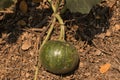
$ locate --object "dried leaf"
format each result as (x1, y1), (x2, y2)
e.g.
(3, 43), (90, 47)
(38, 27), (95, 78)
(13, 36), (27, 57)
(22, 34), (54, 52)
(112, 24), (120, 32)
(19, 0), (28, 13)
(21, 40), (31, 50)
(17, 20), (26, 26)
(105, 30), (112, 37)
(100, 63), (111, 73)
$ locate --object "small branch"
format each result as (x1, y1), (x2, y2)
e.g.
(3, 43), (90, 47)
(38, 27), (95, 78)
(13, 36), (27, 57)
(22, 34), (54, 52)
(34, 66), (39, 80)
(92, 41), (111, 55)
(0, 10), (13, 13)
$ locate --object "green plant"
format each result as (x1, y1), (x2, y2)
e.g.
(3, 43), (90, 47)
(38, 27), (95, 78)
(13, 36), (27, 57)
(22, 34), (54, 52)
(0, 0), (17, 13)
(65, 0), (102, 14)
(34, 0), (102, 79)
(38, 0), (79, 74)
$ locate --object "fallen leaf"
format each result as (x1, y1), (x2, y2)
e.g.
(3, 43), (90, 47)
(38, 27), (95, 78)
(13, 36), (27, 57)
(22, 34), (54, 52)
(112, 24), (120, 32)
(21, 32), (29, 40)
(105, 30), (112, 37)
(25, 72), (30, 78)
(19, 0), (28, 13)
(94, 49), (101, 56)
(96, 33), (105, 39)
(100, 63), (111, 73)
(17, 20), (26, 26)
(79, 62), (84, 67)
(21, 40), (31, 50)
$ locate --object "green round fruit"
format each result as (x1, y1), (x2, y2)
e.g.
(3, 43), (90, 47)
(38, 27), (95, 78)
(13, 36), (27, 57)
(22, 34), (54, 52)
(39, 40), (79, 74)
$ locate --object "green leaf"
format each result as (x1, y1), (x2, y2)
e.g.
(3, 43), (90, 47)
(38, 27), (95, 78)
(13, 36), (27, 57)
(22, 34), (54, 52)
(0, 0), (17, 10)
(65, 0), (102, 14)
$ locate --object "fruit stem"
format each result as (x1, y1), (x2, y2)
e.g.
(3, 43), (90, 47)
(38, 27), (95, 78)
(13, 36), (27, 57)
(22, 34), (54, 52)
(55, 13), (65, 41)
(40, 0), (62, 47)
(48, 0), (65, 41)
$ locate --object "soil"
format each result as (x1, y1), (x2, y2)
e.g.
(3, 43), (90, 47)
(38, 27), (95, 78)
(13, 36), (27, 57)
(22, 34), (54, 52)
(0, 0), (120, 80)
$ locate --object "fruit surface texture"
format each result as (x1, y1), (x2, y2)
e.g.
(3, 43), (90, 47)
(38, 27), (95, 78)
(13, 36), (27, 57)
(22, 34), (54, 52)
(40, 40), (79, 74)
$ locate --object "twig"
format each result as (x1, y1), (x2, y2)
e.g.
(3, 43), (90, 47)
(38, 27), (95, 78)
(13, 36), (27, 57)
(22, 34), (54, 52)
(92, 41), (111, 55)
(34, 66), (39, 80)
(0, 11), (13, 13)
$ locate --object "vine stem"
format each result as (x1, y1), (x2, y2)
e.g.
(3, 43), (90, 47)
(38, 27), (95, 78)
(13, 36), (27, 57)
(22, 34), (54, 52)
(34, 16), (56, 80)
(48, 0), (65, 41)
(34, 1), (57, 80)
(40, 17), (56, 48)
(34, 1), (65, 80)
(55, 13), (65, 41)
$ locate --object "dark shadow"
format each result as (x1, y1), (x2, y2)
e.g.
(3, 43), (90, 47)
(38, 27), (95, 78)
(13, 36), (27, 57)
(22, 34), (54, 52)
(62, 5), (112, 44)
(0, 1), (52, 44)
(0, 1), (113, 44)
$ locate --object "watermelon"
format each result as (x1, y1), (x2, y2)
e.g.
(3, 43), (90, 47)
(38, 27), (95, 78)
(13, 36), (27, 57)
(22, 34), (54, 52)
(39, 40), (79, 74)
